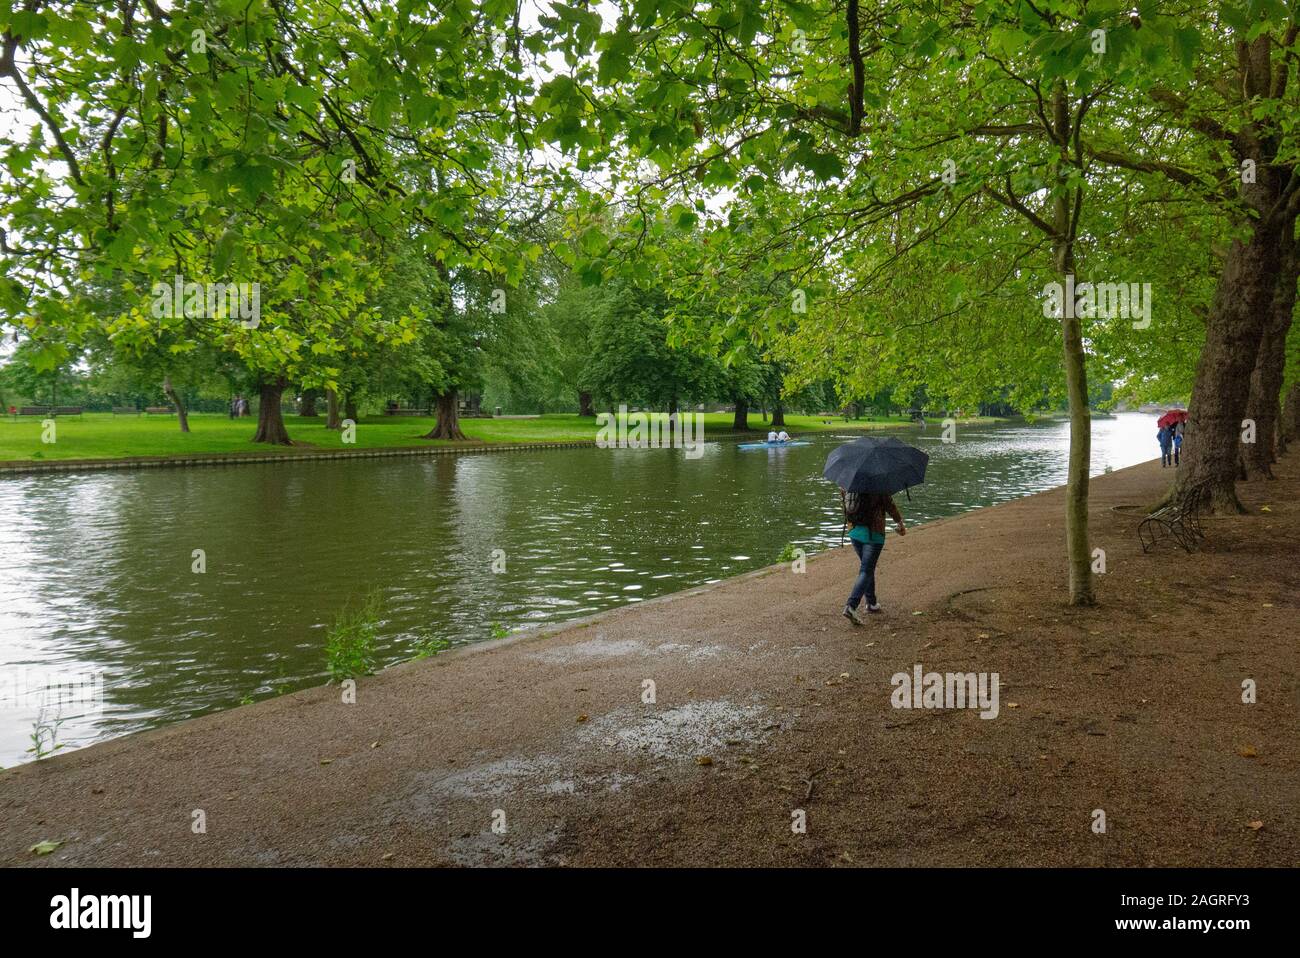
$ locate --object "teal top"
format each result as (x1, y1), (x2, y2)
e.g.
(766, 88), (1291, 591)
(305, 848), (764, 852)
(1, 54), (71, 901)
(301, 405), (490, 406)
(848, 525), (885, 545)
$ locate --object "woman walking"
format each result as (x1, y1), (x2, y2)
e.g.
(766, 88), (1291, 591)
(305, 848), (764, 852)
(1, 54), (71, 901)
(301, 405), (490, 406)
(841, 489), (906, 626)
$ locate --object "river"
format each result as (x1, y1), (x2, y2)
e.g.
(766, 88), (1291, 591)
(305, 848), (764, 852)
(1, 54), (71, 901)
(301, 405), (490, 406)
(0, 412), (1158, 764)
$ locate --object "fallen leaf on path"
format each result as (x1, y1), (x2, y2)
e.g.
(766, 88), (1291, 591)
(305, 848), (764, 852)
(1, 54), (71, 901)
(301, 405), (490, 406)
(29, 840), (61, 856)
(1238, 745), (1258, 758)
(912, 611), (924, 616)
(382, 852), (395, 860)
(695, 756), (713, 766)
(1007, 702), (1020, 709)
(576, 713), (589, 723)
(319, 759), (333, 765)
(1247, 821), (1264, 830)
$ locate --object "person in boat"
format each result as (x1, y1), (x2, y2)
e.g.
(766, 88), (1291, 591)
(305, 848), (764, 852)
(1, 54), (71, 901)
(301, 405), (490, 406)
(777, 429), (791, 443)
(840, 489), (906, 625)
(767, 429), (779, 442)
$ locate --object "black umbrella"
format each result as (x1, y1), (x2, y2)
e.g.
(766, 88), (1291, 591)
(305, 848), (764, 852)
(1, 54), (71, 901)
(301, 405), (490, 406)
(823, 435), (929, 495)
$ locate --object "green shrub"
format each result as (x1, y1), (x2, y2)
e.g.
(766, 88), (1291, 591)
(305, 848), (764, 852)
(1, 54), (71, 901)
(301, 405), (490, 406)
(325, 590), (381, 681)
(412, 634), (452, 660)
(27, 708), (65, 760)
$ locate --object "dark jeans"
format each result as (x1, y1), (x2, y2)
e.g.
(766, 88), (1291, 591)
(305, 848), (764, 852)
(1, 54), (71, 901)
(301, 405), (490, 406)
(848, 538), (884, 609)
(1161, 447), (1172, 466)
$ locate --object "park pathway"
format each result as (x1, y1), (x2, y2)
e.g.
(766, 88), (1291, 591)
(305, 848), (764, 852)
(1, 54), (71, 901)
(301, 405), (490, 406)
(2, 455), (1297, 866)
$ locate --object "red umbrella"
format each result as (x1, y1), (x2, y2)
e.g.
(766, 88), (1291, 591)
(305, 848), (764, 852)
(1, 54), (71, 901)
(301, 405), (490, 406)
(1157, 409), (1188, 429)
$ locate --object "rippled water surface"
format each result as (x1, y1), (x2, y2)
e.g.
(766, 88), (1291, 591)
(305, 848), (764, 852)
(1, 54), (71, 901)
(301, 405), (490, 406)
(0, 413), (1156, 763)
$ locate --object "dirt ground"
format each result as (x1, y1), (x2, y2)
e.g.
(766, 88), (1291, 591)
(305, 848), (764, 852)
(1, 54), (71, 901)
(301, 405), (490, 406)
(2, 453), (1296, 867)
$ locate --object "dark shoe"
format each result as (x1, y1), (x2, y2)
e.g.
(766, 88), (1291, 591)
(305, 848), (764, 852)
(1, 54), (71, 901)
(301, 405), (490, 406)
(843, 604), (865, 626)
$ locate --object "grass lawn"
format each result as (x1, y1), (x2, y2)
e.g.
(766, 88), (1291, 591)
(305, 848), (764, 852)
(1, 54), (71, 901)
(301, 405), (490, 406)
(0, 410), (1003, 464)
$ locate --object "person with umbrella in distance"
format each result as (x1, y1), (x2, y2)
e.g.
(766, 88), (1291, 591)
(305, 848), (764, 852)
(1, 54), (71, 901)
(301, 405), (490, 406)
(1156, 410), (1186, 468)
(823, 436), (928, 626)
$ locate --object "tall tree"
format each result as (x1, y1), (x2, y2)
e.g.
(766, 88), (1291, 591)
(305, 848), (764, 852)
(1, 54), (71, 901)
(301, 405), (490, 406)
(1, 0), (548, 444)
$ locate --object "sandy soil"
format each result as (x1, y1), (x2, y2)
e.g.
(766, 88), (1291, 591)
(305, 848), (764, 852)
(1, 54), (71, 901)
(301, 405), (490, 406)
(2, 453), (1296, 867)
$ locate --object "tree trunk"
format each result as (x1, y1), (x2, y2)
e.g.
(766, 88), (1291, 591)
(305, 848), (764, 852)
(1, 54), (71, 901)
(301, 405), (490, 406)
(771, 402), (785, 428)
(1282, 381), (1300, 445)
(1058, 270), (1094, 606)
(344, 396), (358, 422)
(1174, 214), (1286, 512)
(162, 374), (190, 433)
(1241, 224), (1297, 480)
(325, 388), (342, 429)
(578, 390), (595, 417)
(423, 390), (467, 440)
(298, 388), (319, 417)
(732, 399), (749, 431)
(252, 379), (292, 445)
(1050, 80), (1094, 607)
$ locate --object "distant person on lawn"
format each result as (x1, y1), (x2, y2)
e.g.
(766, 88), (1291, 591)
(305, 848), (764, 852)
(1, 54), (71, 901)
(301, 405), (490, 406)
(1157, 424), (1173, 467)
(840, 489), (906, 626)
(1173, 421), (1183, 466)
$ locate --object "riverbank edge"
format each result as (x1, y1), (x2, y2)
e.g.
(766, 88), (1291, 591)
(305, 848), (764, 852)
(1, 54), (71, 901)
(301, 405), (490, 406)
(0, 439), (601, 478)
(0, 416), (995, 477)
(0, 454), (1149, 776)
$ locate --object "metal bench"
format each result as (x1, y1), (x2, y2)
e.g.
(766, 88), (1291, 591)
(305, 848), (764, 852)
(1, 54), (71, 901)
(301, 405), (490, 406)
(144, 406), (174, 415)
(1138, 479), (1211, 553)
